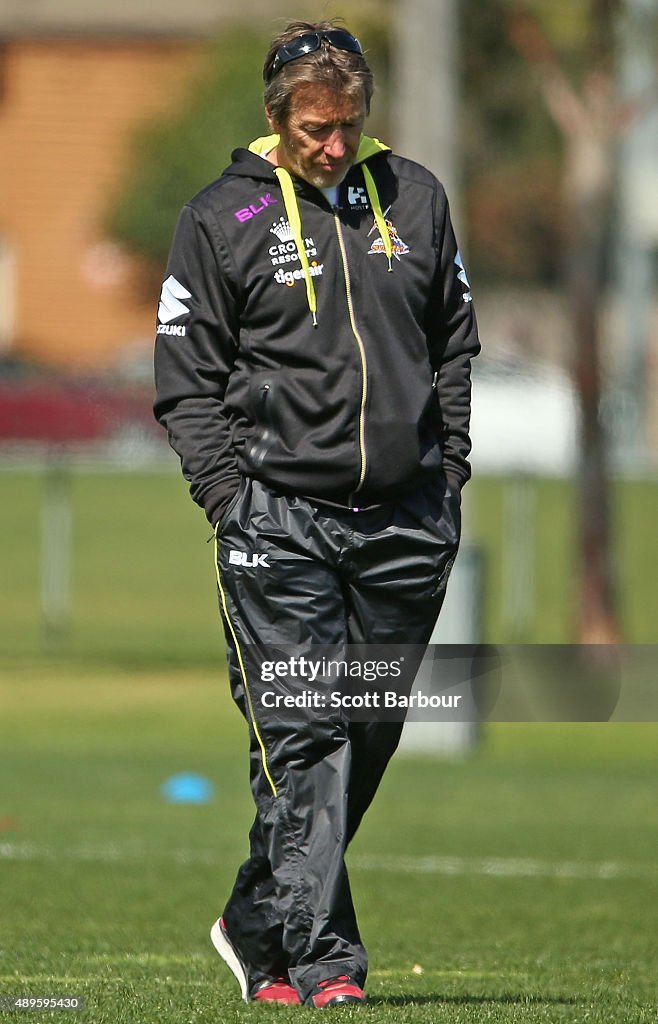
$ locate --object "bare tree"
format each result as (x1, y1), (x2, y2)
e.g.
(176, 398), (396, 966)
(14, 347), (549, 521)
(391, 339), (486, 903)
(507, 1), (656, 643)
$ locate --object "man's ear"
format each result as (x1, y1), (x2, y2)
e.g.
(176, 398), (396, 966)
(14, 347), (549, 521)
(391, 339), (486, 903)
(265, 105), (278, 133)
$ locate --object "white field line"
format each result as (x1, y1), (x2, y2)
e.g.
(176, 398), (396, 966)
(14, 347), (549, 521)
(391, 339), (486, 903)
(352, 853), (658, 881)
(0, 840), (217, 865)
(1, 840), (656, 881)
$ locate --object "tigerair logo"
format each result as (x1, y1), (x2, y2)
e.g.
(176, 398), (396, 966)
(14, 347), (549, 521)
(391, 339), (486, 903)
(274, 262), (324, 288)
(367, 206), (410, 260)
(157, 275), (191, 335)
(229, 550), (270, 568)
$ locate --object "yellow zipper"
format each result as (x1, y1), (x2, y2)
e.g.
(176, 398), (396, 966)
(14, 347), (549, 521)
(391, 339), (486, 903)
(334, 213), (367, 501)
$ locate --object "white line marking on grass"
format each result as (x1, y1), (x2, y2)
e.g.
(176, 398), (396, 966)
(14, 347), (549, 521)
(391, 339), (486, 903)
(84, 953), (208, 965)
(369, 968), (524, 978)
(0, 975), (213, 988)
(0, 976), (92, 984)
(0, 840), (216, 865)
(352, 853), (658, 881)
(1, 841), (656, 881)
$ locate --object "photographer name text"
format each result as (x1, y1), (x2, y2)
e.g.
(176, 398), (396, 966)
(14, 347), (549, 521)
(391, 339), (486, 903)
(259, 689), (462, 709)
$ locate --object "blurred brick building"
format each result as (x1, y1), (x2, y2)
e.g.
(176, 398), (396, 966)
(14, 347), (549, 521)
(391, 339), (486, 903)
(0, 0), (255, 368)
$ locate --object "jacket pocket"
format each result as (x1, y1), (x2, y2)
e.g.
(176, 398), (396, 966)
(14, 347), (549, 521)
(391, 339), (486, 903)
(431, 550), (457, 598)
(215, 477), (247, 538)
(429, 480), (461, 597)
(246, 374), (276, 470)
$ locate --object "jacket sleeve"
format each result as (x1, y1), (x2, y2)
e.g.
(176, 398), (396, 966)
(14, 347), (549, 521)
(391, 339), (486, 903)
(426, 186), (481, 494)
(153, 203), (242, 526)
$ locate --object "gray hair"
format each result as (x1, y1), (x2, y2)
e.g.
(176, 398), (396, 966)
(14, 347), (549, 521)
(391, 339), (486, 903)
(263, 20), (374, 125)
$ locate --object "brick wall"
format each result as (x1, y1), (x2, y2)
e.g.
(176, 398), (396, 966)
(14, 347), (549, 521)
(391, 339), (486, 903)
(0, 38), (205, 367)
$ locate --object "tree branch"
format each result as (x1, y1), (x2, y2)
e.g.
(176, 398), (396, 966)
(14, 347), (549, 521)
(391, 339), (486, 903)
(505, 9), (586, 135)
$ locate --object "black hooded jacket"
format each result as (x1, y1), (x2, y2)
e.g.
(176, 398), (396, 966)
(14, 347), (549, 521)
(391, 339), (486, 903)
(154, 134), (480, 525)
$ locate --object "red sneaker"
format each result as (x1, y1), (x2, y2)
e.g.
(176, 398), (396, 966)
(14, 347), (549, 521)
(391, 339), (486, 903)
(308, 975), (367, 1008)
(252, 979), (301, 1005)
(210, 917), (300, 1004)
(210, 917), (250, 1001)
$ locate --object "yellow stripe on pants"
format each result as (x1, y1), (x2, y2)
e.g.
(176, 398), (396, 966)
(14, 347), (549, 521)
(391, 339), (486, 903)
(214, 528), (278, 797)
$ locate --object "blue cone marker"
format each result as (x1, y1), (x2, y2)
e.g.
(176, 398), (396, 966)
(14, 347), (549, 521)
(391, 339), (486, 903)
(161, 772), (214, 804)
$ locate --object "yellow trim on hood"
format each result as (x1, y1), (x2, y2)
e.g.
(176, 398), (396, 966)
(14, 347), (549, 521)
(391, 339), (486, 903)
(248, 134), (390, 165)
(355, 135), (391, 163)
(248, 134), (280, 157)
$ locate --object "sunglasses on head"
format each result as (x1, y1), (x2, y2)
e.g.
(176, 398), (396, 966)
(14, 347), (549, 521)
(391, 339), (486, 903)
(267, 30), (363, 81)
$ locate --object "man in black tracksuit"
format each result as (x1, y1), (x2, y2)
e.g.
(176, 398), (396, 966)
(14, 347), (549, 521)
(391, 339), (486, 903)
(154, 20), (480, 1010)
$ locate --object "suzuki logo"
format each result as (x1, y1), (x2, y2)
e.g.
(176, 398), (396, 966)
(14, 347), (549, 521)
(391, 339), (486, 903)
(158, 275), (191, 324)
(229, 550), (270, 568)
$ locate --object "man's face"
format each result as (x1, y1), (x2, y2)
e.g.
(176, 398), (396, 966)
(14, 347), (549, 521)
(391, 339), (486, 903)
(268, 84), (366, 190)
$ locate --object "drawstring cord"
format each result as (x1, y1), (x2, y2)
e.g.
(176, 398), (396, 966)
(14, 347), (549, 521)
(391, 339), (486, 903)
(274, 167), (318, 327)
(362, 165), (393, 272)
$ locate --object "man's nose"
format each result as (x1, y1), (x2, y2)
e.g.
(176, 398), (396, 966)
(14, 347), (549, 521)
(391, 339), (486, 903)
(324, 129), (347, 159)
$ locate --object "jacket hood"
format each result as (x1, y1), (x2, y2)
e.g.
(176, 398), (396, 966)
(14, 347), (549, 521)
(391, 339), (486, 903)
(220, 134), (394, 327)
(223, 133), (391, 180)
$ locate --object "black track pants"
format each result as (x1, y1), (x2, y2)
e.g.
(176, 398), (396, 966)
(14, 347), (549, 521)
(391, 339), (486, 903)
(214, 476), (460, 1000)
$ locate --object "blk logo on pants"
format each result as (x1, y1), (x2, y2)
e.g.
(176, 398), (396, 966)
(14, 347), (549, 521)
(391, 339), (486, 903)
(229, 550), (270, 568)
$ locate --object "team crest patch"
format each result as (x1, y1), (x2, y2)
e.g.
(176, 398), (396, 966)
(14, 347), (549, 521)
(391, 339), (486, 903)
(367, 207), (410, 260)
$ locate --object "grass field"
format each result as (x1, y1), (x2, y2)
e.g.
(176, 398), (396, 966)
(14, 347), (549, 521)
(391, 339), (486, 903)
(1, 466), (657, 1021)
(1, 664), (657, 1022)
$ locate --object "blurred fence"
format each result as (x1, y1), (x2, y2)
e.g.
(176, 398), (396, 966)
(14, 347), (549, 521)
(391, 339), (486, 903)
(2, 455), (656, 670)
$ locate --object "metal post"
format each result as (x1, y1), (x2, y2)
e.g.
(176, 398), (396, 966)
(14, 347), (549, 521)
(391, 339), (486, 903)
(615, 0), (658, 461)
(399, 544), (483, 757)
(392, 0), (462, 236)
(41, 457), (73, 645)
(501, 474), (536, 640)
(393, 0), (478, 754)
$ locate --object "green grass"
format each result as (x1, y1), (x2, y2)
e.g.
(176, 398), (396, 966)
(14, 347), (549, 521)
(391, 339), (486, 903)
(1, 665), (657, 1022)
(1, 466), (657, 1018)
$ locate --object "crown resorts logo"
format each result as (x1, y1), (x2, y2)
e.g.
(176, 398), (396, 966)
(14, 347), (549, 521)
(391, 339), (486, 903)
(268, 218), (324, 288)
(268, 218), (317, 267)
(270, 217), (295, 243)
